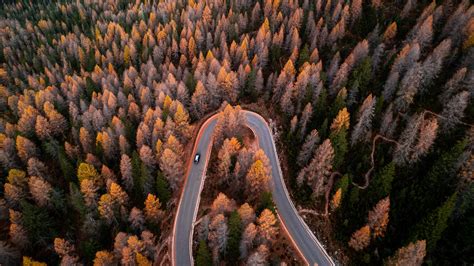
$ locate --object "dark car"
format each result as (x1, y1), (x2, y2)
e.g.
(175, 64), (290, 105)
(194, 153), (201, 164)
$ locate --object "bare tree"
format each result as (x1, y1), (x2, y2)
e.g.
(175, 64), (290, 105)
(247, 244), (269, 265)
(297, 139), (334, 197)
(440, 91), (470, 133)
(351, 94), (376, 145)
(208, 214), (228, 262)
(394, 63), (422, 112)
(299, 103), (313, 138)
(394, 113), (423, 165)
(411, 117), (438, 161)
(401, 0), (416, 18)
(297, 129), (320, 167)
(380, 104), (398, 138)
(240, 222), (257, 259)
(327, 52), (341, 84)
(420, 39), (452, 92)
(439, 68), (468, 103)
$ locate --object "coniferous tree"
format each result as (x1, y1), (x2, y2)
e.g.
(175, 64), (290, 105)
(0, 241), (20, 265)
(156, 171), (171, 207)
(28, 176), (52, 207)
(329, 109), (350, 170)
(368, 197), (390, 238)
(297, 129), (320, 167)
(218, 138), (241, 183)
(77, 163), (100, 185)
(257, 209), (278, 244)
(0, 0), (471, 264)
(159, 148), (183, 191)
(297, 139), (334, 197)
(211, 193), (235, 216)
(129, 207), (145, 231)
(98, 194), (115, 224)
(93, 250), (116, 265)
(22, 256), (47, 266)
(237, 203), (256, 226)
(246, 160), (271, 199)
(351, 94), (376, 146)
(144, 194), (162, 224)
(208, 214), (228, 262)
(120, 154), (133, 191)
(20, 201), (56, 247)
(349, 225), (371, 251)
(247, 244), (269, 265)
(196, 240), (212, 266)
(412, 193), (457, 252)
(226, 211), (243, 261)
(440, 91), (470, 133)
(386, 240), (426, 266)
(367, 163), (395, 201)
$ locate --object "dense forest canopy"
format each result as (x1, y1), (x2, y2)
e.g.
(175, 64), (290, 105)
(0, 0), (472, 265)
(192, 105), (291, 264)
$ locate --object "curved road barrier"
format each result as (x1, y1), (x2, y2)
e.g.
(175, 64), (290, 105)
(171, 110), (335, 266)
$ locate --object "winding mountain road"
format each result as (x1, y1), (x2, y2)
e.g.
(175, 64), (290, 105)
(171, 110), (335, 266)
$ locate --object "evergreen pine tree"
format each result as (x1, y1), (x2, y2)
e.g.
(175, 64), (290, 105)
(329, 126), (348, 169)
(196, 240), (212, 266)
(20, 201), (56, 246)
(131, 151), (144, 200)
(226, 211), (243, 262)
(156, 171), (171, 207)
(367, 162), (395, 202)
(412, 192), (457, 252)
(58, 148), (75, 183)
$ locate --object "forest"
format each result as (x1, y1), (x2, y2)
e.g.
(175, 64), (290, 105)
(0, 0), (472, 265)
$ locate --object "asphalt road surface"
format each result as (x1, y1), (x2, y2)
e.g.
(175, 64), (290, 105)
(172, 111), (335, 266)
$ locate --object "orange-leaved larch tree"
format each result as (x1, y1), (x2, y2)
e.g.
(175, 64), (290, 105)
(349, 225), (371, 251)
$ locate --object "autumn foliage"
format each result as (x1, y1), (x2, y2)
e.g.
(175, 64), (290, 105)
(0, 0), (472, 264)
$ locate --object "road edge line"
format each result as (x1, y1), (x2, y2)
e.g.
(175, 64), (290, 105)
(171, 113), (219, 266)
(244, 111), (335, 266)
